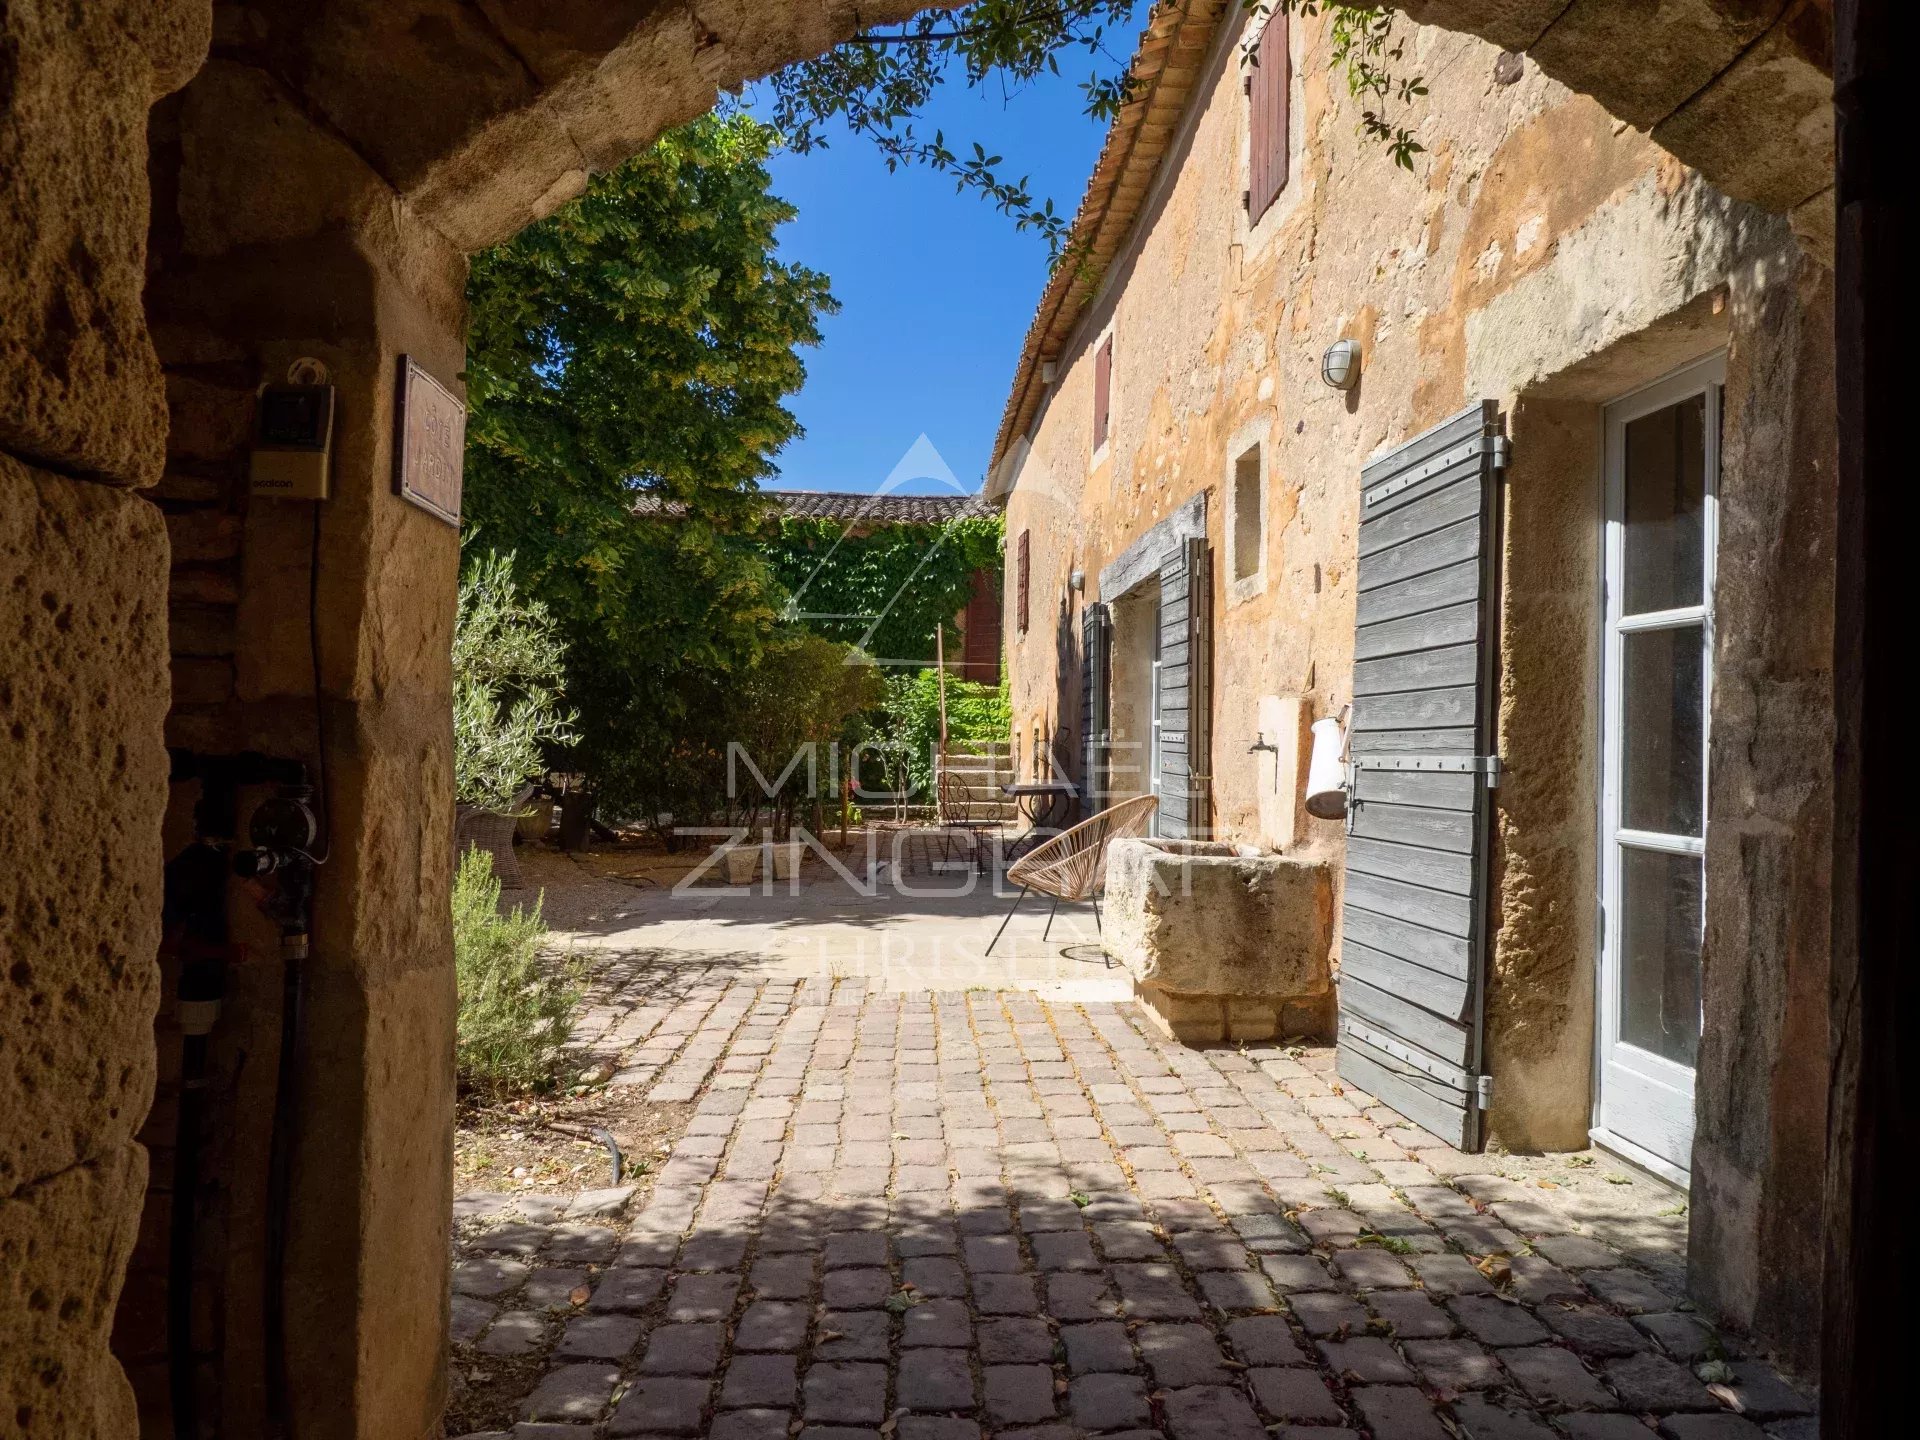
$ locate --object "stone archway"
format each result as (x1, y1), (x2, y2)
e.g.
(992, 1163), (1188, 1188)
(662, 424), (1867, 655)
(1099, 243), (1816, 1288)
(1, 3), (1839, 1438)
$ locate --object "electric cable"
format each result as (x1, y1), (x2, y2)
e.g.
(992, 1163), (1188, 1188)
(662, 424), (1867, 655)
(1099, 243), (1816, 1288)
(306, 503), (333, 864)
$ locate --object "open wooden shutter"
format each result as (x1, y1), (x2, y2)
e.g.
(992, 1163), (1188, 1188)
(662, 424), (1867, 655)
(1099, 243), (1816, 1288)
(1337, 400), (1506, 1149)
(1016, 529), (1030, 633)
(1081, 603), (1110, 819)
(1155, 536), (1212, 838)
(1247, 15), (1290, 222)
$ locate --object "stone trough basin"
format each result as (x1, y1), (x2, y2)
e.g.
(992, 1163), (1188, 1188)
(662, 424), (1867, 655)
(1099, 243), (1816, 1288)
(1104, 837), (1335, 1044)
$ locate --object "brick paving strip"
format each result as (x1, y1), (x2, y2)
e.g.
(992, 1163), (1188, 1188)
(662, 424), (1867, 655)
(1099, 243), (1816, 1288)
(449, 975), (1815, 1440)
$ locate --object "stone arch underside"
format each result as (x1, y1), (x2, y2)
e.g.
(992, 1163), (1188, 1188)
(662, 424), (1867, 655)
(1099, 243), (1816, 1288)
(0, 2), (1833, 1438)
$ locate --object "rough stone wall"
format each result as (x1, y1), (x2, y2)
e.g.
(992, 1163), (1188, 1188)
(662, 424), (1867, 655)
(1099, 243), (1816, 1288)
(1393, 0), (1833, 253)
(999, 5), (1834, 1366)
(1484, 398), (1602, 1153)
(1, 4), (207, 1437)
(131, 43), (472, 1432)
(1690, 255), (1836, 1378)
(0, 459), (172, 1440)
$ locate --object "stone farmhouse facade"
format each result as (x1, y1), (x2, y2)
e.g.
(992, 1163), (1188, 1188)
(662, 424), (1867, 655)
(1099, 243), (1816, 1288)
(989, 0), (1834, 1373)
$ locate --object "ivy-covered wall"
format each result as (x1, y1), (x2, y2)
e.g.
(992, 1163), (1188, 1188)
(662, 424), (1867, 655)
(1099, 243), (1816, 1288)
(758, 514), (1003, 668)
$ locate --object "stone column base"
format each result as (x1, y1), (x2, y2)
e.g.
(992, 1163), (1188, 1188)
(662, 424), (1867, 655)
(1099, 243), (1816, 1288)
(1134, 982), (1336, 1046)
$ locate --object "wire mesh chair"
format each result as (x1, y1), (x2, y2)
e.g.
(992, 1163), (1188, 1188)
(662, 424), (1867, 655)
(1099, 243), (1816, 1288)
(985, 793), (1159, 955)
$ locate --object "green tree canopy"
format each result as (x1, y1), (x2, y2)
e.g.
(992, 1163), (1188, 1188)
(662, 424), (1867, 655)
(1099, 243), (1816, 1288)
(462, 113), (838, 820)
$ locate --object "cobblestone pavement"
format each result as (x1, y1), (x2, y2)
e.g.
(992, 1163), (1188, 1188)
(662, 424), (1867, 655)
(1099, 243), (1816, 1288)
(450, 971), (1815, 1440)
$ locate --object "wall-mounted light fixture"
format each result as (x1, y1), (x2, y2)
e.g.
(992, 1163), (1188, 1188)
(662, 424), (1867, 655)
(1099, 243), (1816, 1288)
(1320, 338), (1361, 391)
(1069, 569), (1086, 592)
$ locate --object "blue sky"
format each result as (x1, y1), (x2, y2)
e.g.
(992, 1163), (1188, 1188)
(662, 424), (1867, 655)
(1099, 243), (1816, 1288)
(745, 49), (1129, 497)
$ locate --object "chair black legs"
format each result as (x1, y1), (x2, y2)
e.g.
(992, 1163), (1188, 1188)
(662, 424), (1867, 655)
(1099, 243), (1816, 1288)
(986, 885), (1028, 956)
(987, 888), (1108, 959)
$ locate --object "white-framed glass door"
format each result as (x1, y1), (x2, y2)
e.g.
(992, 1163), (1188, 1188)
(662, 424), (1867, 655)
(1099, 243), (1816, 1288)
(1594, 354), (1724, 1186)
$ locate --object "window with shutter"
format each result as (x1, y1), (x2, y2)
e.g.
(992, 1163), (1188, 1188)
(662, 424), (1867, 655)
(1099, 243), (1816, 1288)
(1093, 334), (1113, 455)
(1016, 529), (1030, 634)
(1247, 16), (1290, 223)
(1081, 603), (1111, 820)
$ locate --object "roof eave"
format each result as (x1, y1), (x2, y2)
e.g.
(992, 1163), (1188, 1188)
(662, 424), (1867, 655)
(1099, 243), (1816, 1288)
(986, 0), (1232, 475)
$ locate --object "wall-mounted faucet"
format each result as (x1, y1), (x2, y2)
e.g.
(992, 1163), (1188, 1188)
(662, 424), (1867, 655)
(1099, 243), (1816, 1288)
(1248, 734), (1278, 754)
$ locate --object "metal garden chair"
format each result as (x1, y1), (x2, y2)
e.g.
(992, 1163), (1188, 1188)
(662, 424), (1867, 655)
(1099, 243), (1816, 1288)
(937, 764), (1002, 871)
(985, 793), (1158, 955)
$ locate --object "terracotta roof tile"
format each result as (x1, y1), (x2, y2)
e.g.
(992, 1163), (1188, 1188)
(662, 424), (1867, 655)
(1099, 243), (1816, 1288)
(631, 489), (990, 524)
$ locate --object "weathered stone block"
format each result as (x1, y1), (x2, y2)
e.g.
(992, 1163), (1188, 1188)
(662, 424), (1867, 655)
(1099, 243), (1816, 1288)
(1530, 0), (1788, 130)
(1, 456), (169, 1439)
(1651, 0), (1833, 215)
(163, 509), (242, 564)
(1105, 839), (1333, 1043)
(0, 0), (210, 485)
(1393, 1), (1570, 53)
(0, 1148), (147, 1438)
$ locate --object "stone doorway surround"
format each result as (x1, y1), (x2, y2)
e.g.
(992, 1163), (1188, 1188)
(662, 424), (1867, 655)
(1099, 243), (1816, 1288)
(0, 3), (1840, 1438)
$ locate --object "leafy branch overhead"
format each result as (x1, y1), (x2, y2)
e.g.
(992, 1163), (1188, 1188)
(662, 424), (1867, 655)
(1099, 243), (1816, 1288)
(759, 0), (1427, 258)
(1255, 2), (1428, 170)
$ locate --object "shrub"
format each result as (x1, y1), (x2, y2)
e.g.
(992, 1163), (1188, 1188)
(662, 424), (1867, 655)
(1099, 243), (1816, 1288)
(454, 550), (576, 812)
(881, 667), (1012, 796)
(452, 846), (581, 1098)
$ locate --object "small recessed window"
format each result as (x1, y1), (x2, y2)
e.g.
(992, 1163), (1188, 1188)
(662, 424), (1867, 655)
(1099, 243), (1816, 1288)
(1093, 334), (1113, 455)
(1232, 444), (1264, 583)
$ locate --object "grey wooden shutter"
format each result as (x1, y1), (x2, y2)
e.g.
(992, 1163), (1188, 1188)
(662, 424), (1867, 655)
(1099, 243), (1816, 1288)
(1337, 400), (1506, 1149)
(1156, 536), (1212, 838)
(1081, 603), (1110, 819)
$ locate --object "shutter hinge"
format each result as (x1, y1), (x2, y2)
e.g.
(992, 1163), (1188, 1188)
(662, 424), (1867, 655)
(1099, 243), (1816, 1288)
(1490, 435), (1511, 472)
(1363, 433), (1501, 508)
(1241, 189), (1251, 211)
(1350, 754), (1501, 786)
(1243, 75), (1253, 96)
(1474, 1074), (1494, 1110)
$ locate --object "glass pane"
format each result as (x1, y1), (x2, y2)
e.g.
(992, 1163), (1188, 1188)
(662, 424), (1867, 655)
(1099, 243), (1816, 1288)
(1622, 393), (1706, 613)
(1622, 624), (1704, 836)
(1618, 847), (1703, 1066)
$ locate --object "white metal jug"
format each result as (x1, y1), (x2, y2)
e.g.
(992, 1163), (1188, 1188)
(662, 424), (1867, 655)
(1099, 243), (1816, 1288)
(1304, 712), (1349, 820)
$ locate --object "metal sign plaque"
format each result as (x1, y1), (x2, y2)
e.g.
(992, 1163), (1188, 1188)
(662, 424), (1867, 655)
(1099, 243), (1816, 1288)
(394, 355), (466, 525)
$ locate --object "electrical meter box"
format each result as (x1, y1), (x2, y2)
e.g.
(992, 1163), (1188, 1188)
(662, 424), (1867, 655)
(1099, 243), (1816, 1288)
(249, 384), (336, 500)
